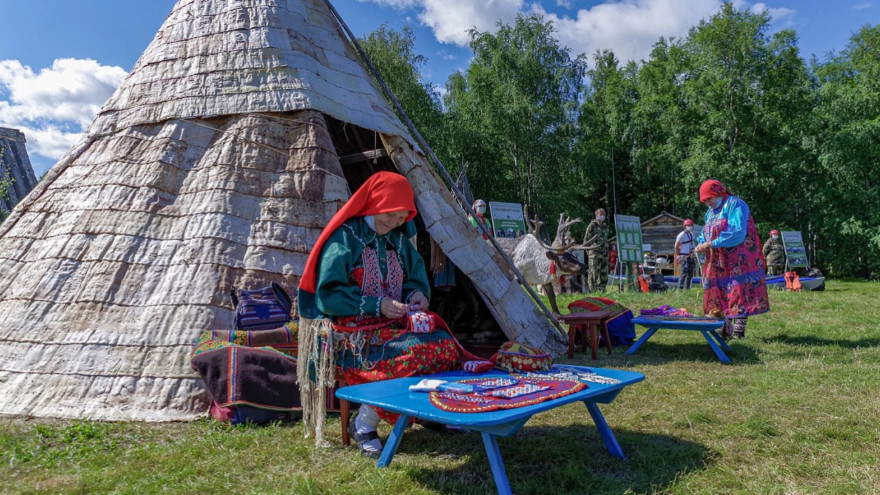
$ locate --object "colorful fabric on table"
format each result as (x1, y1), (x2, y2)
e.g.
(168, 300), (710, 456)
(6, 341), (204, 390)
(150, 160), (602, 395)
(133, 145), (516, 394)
(568, 296), (625, 314)
(698, 195), (770, 318)
(635, 314), (724, 324)
(638, 306), (694, 318)
(491, 341), (553, 373)
(429, 377), (585, 413)
(639, 305), (675, 316)
(568, 297), (636, 346)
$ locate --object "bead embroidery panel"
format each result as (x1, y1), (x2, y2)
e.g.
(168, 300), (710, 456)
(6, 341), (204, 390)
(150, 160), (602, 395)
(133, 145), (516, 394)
(429, 377), (585, 413)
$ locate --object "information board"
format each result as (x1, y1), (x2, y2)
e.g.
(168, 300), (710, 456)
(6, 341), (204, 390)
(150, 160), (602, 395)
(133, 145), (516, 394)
(613, 214), (643, 263)
(488, 202), (527, 238)
(781, 230), (809, 268)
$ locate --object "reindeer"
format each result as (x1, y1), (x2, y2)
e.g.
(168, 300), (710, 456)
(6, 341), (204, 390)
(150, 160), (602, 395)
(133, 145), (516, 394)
(497, 207), (594, 316)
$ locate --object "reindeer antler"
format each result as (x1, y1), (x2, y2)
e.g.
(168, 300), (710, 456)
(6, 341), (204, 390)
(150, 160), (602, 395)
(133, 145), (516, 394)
(546, 213), (586, 251)
(524, 206), (556, 250)
(523, 205), (543, 237)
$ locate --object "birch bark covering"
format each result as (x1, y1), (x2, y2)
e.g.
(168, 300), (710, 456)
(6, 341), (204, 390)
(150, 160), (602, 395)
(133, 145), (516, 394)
(90, 0), (411, 143)
(0, 112), (348, 420)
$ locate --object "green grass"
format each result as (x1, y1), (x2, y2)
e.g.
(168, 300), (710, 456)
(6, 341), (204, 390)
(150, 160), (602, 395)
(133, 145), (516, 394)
(2, 281), (879, 494)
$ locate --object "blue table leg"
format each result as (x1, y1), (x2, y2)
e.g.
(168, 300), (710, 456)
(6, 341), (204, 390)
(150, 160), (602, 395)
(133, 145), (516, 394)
(377, 414), (410, 468)
(481, 432), (512, 495)
(625, 327), (658, 355)
(584, 402), (625, 459)
(708, 330), (732, 351)
(700, 331), (731, 363)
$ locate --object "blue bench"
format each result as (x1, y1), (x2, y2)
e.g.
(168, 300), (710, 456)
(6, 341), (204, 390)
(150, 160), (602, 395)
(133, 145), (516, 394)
(627, 315), (732, 363)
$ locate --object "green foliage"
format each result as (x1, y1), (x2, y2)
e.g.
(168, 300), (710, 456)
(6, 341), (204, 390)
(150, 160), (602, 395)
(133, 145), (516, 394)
(0, 145), (13, 224)
(360, 24), (446, 152)
(359, 6), (877, 276)
(812, 25), (880, 277)
(444, 14), (588, 231)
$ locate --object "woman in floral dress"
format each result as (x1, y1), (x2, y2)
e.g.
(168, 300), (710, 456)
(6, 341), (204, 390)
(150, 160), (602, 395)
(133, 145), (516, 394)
(694, 180), (770, 339)
(298, 171), (483, 456)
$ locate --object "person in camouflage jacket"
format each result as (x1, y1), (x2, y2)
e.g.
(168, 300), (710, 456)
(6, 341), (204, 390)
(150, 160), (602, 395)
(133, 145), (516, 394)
(584, 208), (609, 292)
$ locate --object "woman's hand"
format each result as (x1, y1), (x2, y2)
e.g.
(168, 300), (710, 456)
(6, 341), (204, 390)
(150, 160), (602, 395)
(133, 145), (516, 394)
(407, 291), (428, 311)
(694, 242), (711, 254)
(381, 298), (409, 319)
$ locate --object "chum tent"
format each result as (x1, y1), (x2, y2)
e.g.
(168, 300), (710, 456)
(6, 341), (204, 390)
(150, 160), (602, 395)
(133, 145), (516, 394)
(0, 0), (564, 421)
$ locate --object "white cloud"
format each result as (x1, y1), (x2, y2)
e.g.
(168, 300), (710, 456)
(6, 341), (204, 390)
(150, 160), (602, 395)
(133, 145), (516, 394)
(539, 0), (723, 64)
(854, 2), (873, 10)
(11, 124), (83, 162)
(750, 3), (795, 23)
(359, 0), (524, 46)
(0, 58), (126, 171)
(360, 0), (800, 66)
(419, 0), (524, 46)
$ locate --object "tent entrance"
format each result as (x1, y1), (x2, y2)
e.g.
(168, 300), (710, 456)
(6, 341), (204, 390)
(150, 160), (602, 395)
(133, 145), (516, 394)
(323, 115), (505, 356)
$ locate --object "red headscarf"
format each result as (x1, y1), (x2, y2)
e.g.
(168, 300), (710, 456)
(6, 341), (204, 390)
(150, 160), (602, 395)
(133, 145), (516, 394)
(299, 171), (417, 294)
(699, 179), (729, 203)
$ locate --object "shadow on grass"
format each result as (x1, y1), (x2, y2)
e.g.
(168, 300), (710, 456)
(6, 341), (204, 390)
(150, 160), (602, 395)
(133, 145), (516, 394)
(760, 333), (880, 348)
(399, 424), (715, 494)
(596, 341), (762, 365)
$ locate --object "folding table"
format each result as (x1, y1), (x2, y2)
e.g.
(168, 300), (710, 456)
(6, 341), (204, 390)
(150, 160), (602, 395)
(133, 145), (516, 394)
(335, 366), (644, 495)
(627, 315), (732, 363)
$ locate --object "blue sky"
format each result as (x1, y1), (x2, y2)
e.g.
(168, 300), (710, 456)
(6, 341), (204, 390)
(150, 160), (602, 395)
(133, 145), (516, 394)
(1, 0), (876, 176)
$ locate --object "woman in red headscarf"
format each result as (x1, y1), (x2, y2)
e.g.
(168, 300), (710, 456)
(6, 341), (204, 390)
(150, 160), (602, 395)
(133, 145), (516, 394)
(694, 180), (770, 339)
(297, 172), (486, 456)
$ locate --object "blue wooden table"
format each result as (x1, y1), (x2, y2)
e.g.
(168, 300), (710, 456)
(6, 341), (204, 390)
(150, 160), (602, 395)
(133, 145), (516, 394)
(627, 315), (731, 363)
(335, 366), (644, 495)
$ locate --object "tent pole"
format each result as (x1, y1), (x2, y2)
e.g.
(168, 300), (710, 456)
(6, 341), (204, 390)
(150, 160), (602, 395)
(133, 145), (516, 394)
(325, 0), (565, 337)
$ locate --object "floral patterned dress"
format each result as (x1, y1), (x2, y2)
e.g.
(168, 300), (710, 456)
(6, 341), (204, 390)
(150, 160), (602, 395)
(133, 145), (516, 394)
(698, 196), (770, 318)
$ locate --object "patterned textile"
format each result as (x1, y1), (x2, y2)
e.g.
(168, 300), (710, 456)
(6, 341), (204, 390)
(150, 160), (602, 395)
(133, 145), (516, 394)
(429, 377), (585, 413)
(408, 311), (435, 333)
(569, 296), (625, 315)
(191, 339), (300, 411)
(638, 306), (694, 318)
(568, 297), (636, 346)
(188, 321), (344, 414)
(231, 282), (292, 330)
(192, 323), (299, 359)
(492, 342), (552, 373)
(332, 251), (480, 423)
(700, 196), (770, 318)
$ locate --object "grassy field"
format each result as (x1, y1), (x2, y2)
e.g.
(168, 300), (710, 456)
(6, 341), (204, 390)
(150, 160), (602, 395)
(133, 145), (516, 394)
(2, 281), (879, 494)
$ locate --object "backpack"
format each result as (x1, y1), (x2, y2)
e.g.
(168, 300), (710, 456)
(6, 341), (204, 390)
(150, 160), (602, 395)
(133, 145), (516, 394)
(231, 282), (292, 330)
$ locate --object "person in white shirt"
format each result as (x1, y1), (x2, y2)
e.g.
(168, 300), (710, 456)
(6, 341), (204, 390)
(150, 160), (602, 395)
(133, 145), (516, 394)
(674, 219), (697, 289)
